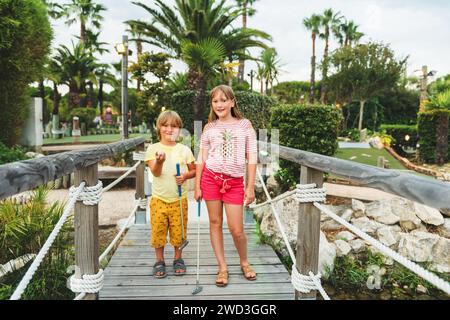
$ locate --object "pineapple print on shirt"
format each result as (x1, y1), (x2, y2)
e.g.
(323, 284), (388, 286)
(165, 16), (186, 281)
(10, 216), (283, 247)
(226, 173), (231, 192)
(221, 129), (235, 159)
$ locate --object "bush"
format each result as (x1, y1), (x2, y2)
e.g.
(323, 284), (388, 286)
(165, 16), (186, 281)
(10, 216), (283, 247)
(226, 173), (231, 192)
(271, 104), (343, 190)
(0, 142), (28, 165)
(170, 90), (277, 134)
(417, 110), (450, 164)
(70, 107), (97, 129)
(380, 124), (418, 155)
(0, 0), (52, 147)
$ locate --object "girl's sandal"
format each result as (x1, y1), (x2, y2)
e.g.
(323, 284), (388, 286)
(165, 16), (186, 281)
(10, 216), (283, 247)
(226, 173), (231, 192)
(241, 264), (257, 281)
(215, 270), (229, 287)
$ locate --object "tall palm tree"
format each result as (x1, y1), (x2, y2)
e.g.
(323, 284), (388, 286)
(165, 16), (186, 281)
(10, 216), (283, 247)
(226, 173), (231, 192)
(127, 0), (271, 119)
(235, 0), (259, 82)
(256, 48), (281, 95)
(303, 13), (322, 103)
(319, 8), (343, 104)
(61, 0), (106, 44)
(181, 38), (226, 121)
(95, 64), (116, 115)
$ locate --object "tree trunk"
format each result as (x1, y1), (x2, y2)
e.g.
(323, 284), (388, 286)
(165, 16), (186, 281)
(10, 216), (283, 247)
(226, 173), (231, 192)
(260, 78), (263, 94)
(309, 33), (316, 104)
(80, 22), (86, 44)
(237, 1), (247, 83)
(39, 78), (48, 124)
(98, 80), (104, 115)
(358, 99), (365, 132)
(194, 76), (207, 122)
(69, 83), (81, 110)
(320, 31), (330, 104)
(87, 81), (94, 107)
(52, 82), (60, 115)
(137, 40), (143, 92)
(436, 113), (449, 166)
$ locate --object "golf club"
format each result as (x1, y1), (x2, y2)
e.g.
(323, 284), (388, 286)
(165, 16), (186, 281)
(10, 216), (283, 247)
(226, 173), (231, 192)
(176, 163), (189, 250)
(192, 200), (203, 295)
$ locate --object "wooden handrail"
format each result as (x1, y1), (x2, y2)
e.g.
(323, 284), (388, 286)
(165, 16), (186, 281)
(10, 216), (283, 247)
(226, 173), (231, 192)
(0, 137), (145, 200)
(259, 141), (450, 211)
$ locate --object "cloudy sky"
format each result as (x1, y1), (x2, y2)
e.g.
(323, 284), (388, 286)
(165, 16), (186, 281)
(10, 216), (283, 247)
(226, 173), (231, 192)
(51, 0), (450, 91)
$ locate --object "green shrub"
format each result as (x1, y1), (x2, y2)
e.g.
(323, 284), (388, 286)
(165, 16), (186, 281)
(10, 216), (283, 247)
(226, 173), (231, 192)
(380, 124), (418, 154)
(0, 142), (28, 165)
(271, 104), (343, 190)
(417, 110), (450, 163)
(70, 107), (97, 129)
(170, 90), (277, 134)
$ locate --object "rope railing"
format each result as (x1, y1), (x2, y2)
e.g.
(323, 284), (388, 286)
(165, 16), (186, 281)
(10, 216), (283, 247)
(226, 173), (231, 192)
(9, 182), (85, 300)
(8, 149), (147, 300)
(255, 166), (450, 299)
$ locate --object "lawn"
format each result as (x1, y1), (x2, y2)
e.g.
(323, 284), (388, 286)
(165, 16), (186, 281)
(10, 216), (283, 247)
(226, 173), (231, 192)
(334, 148), (406, 170)
(43, 133), (152, 145)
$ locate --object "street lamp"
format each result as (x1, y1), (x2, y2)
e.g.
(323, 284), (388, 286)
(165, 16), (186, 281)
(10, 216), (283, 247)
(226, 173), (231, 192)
(247, 70), (254, 91)
(115, 35), (131, 140)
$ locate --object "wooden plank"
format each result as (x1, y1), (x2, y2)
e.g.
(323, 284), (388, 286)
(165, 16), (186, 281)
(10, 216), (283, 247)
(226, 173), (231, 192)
(102, 273), (290, 286)
(74, 163), (99, 300)
(100, 293), (294, 300)
(295, 166), (322, 300)
(112, 250), (278, 258)
(0, 137), (145, 199)
(263, 141), (450, 211)
(107, 256), (282, 267)
(103, 264), (288, 276)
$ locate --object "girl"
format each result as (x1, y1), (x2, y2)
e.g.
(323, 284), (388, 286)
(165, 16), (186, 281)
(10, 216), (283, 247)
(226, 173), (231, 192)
(194, 85), (257, 287)
(145, 110), (196, 278)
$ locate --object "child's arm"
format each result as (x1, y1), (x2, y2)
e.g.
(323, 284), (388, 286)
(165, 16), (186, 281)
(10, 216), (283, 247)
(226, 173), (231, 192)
(147, 151), (165, 177)
(194, 148), (207, 201)
(244, 121), (258, 206)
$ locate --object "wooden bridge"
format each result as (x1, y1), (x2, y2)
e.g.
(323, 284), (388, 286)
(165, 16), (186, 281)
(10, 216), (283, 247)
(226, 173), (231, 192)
(100, 222), (293, 300)
(2, 137), (450, 300)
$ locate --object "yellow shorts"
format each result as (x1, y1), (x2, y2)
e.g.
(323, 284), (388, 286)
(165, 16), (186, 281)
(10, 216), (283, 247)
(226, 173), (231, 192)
(150, 196), (188, 248)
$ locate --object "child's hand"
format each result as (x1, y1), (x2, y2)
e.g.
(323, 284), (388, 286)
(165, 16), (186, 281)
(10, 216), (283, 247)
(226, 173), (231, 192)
(155, 151), (166, 162)
(194, 187), (202, 201)
(174, 173), (186, 185)
(244, 187), (255, 206)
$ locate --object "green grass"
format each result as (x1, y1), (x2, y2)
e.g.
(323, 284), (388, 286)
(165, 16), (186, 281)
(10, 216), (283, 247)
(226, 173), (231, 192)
(43, 133), (152, 145)
(334, 148), (406, 170)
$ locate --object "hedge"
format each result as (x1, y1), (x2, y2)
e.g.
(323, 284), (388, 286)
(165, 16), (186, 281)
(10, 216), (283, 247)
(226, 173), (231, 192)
(417, 110), (450, 164)
(380, 124), (418, 156)
(271, 104), (343, 189)
(170, 90), (276, 134)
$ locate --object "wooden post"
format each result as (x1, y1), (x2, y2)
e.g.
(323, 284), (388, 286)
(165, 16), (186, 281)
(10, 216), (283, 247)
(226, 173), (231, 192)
(73, 163), (99, 300)
(135, 142), (146, 223)
(295, 166), (323, 300)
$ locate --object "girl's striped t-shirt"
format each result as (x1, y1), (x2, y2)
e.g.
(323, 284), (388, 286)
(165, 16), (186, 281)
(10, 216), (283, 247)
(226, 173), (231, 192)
(199, 118), (257, 178)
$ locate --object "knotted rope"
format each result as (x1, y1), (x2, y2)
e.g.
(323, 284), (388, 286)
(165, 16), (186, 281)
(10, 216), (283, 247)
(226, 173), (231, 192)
(69, 269), (104, 293)
(69, 181), (103, 206)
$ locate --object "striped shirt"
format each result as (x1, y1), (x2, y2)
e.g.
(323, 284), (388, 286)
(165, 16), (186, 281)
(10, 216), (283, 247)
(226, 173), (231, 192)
(200, 118), (257, 178)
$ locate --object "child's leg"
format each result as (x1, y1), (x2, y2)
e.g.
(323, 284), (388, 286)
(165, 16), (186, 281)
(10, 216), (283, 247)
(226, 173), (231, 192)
(224, 203), (255, 279)
(150, 197), (169, 272)
(206, 200), (227, 272)
(168, 198), (188, 274)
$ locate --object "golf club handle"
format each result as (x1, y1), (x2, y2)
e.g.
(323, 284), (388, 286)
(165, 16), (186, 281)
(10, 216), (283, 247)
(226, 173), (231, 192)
(176, 163), (182, 196)
(197, 200), (201, 217)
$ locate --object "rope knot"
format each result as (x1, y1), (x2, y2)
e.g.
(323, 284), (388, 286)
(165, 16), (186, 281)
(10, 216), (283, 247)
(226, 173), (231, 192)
(291, 265), (323, 294)
(69, 181), (103, 206)
(69, 269), (104, 293)
(295, 183), (326, 203)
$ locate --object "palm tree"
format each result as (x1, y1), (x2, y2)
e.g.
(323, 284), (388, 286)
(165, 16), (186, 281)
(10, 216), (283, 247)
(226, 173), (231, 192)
(61, 0), (106, 44)
(127, 0), (271, 119)
(126, 23), (145, 92)
(95, 64), (117, 115)
(334, 19), (364, 47)
(235, 0), (259, 82)
(181, 38), (226, 121)
(52, 42), (97, 109)
(303, 13), (322, 103)
(319, 8), (343, 104)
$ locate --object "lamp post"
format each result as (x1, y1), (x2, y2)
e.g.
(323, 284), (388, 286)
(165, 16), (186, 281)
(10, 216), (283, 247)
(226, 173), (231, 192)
(115, 35), (129, 140)
(247, 70), (254, 91)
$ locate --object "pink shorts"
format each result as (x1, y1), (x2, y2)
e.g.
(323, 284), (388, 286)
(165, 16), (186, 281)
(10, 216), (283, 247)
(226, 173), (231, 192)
(201, 167), (245, 205)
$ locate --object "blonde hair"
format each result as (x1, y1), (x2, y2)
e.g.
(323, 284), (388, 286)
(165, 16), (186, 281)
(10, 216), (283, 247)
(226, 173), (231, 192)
(156, 110), (183, 140)
(208, 85), (242, 123)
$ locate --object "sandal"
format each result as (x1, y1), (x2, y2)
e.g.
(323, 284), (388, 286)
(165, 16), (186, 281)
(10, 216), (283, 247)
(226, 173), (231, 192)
(173, 258), (186, 276)
(153, 261), (167, 278)
(215, 270), (229, 287)
(241, 264), (257, 281)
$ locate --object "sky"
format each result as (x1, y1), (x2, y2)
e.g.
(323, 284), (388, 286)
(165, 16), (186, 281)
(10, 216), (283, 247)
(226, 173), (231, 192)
(50, 0), (450, 92)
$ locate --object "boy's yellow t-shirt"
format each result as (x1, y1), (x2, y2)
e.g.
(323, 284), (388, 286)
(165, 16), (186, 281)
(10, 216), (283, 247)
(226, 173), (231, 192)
(144, 142), (195, 203)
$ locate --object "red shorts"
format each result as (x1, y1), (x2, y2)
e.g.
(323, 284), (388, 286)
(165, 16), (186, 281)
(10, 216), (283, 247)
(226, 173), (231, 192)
(201, 167), (245, 205)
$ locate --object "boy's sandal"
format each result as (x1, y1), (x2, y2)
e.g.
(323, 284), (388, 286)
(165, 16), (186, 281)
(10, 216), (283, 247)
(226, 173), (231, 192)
(173, 258), (186, 276)
(241, 264), (257, 281)
(215, 270), (229, 287)
(153, 261), (167, 278)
